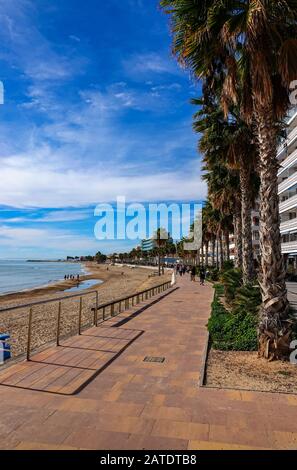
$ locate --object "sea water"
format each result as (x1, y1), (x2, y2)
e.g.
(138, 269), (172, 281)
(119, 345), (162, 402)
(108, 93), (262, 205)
(0, 259), (85, 295)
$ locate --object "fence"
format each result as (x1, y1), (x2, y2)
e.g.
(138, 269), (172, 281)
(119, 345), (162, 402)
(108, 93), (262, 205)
(0, 280), (172, 364)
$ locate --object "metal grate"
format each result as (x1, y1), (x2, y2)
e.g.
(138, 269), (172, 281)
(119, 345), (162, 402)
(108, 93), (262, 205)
(144, 356), (165, 363)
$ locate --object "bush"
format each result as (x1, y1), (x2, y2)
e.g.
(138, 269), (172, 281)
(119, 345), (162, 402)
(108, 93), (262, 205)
(222, 260), (235, 271)
(207, 284), (259, 351)
(220, 268), (242, 304)
(233, 283), (261, 317)
(207, 267), (219, 281)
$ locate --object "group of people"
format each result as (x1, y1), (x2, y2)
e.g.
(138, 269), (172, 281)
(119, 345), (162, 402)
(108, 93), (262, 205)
(64, 274), (80, 281)
(175, 264), (207, 286)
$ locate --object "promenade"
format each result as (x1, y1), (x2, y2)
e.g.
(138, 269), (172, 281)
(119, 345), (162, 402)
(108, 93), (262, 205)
(0, 277), (297, 450)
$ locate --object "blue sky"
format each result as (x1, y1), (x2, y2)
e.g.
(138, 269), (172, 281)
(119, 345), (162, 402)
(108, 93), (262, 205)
(0, 0), (206, 258)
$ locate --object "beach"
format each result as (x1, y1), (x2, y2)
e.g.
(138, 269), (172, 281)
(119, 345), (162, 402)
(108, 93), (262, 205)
(0, 263), (172, 361)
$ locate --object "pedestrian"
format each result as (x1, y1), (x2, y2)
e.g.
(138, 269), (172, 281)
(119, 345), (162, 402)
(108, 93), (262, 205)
(64, 275), (67, 280)
(190, 266), (196, 282)
(200, 267), (206, 286)
(182, 265), (186, 275)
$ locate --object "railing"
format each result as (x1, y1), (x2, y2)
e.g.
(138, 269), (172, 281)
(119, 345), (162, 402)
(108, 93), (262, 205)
(0, 280), (172, 364)
(91, 281), (172, 327)
(278, 148), (297, 176)
(278, 127), (297, 158)
(282, 241), (297, 254)
(280, 218), (297, 233)
(279, 193), (297, 213)
(278, 172), (297, 194)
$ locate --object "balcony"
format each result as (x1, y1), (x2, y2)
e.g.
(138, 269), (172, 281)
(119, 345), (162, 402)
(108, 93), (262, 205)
(278, 172), (297, 194)
(279, 194), (297, 213)
(282, 241), (297, 254)
(278, 148), (297, 176)
(277, 126), (297, 158)
(280, 218), (297, 233)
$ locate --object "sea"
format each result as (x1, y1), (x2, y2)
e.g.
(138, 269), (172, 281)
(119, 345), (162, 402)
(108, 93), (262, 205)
(0, 260), (86, 295)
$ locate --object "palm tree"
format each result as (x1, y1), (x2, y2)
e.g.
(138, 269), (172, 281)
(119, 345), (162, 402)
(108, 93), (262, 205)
(161, 0), (297, 359)
(194, 92), (259, 282)
(153, 228), (170, 275)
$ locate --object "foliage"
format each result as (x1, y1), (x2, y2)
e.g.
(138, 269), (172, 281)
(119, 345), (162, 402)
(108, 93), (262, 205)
(207, 284), (259, 351)
(219, 268), (242, 304)
(222, 260), (234, 271)
(95, 251), (107, 264)
(232, 284), (261, 317)
(207, 267), (219, 282)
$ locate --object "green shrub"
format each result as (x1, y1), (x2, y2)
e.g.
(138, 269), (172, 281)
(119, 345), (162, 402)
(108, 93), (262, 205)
(208, 267), (219, 281)
(220, 268), (242, 304)
(222, 260), (235, 271)
(207, 284), (259, 351)
(232, 283), (261, 316)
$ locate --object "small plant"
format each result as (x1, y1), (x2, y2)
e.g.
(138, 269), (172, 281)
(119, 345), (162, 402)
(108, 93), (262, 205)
(220, 268), (242, 305)
(232, 283), (261, 316)
(208, 267), (219, 281)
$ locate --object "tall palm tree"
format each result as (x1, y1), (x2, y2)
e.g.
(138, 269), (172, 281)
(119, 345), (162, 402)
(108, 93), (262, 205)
(194, 92), (258, 282)
(161, 0), (297, 359)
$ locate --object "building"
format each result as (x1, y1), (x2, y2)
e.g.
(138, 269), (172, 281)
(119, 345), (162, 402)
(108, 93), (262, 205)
(141, 238), (157, 252)
(278, 107), (297, 270)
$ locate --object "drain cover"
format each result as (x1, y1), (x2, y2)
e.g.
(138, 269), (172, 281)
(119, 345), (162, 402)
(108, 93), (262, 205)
(144, 356), (165, 363)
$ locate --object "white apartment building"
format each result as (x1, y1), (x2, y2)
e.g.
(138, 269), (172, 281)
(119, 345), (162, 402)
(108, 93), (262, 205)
(278, 107), (297, 270)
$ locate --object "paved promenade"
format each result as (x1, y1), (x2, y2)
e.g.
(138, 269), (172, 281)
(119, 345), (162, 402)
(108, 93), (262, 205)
(0, 277), (297, 450)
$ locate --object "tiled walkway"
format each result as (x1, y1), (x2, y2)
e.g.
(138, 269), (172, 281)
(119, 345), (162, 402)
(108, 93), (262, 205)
(0, 277), (297, 450)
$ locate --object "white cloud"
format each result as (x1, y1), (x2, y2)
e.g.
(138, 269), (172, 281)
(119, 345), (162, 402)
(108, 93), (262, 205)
(1, 209), (92, 224)
(122, 52), (182, 78)
(0, 225), (99, 252)
(0, 153), (206, 208)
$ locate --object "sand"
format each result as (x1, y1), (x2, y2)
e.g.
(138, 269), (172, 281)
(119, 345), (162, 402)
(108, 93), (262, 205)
(0, 263), (171, 360)
(206, 349), (297, 394)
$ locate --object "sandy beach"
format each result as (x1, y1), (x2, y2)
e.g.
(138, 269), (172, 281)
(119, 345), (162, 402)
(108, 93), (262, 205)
(0, 263), (172, 361)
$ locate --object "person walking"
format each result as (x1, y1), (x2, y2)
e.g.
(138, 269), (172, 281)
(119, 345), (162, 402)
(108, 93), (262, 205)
(200, 267), (206, 286)
(190, 266), (196, 282)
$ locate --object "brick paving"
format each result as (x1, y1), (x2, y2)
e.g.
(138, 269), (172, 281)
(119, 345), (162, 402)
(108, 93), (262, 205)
(0, 276), (296, 450)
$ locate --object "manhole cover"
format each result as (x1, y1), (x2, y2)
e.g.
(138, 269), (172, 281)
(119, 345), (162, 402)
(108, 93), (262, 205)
(144, 356), (165, 363)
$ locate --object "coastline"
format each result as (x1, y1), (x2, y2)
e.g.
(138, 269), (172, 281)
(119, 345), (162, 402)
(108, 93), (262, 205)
(0, 264), (172, 359)
(0, 262), (102, 304)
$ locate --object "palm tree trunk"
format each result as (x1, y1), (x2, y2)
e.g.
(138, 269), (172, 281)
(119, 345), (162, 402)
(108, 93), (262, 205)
(225, 231), (230, 261)
(211, 237), (216, 267)
(240, 166), (254, 284)
(256, 106), (291, 359)
(216, 237), (219, 269)
(201, 244), (204, 267)
(205, 241), (209, 267)
(234, 200), (243, 269)
(219, 232), (224, 270)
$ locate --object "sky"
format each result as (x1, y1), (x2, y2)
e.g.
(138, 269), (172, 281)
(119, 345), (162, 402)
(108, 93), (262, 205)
(0, 0), (206, 259)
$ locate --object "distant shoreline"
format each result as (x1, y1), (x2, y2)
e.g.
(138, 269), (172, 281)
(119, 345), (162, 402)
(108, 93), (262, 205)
(26, 259), (79, 263)
(0, 261), (94, 301)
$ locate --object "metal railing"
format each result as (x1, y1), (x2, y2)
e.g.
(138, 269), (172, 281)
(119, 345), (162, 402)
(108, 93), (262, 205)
(91, 280), (172, 326)
(0, 280), (172, 363)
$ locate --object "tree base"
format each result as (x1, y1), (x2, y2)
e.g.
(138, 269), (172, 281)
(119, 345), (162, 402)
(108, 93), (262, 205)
(258, 321), (294, 361)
